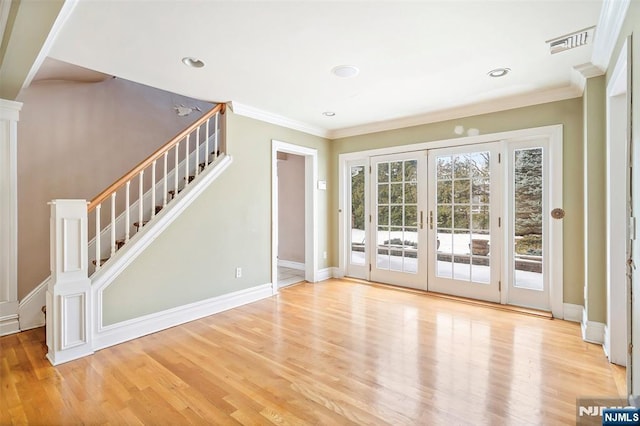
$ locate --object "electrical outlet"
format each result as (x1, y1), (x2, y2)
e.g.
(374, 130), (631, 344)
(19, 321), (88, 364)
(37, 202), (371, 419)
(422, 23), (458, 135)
(235, 267), (242, 278)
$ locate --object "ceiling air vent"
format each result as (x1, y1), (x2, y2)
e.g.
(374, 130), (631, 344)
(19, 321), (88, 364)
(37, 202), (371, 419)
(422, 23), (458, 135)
(546, 26), (595, 54)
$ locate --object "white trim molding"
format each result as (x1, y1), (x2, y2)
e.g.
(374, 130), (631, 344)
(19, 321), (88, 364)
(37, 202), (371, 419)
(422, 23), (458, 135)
(582, 307), (606, 344)
(277, 260), (305, 271)
(0, 98), (22, 336)
(329, 87), (580, 139)
(331, 267), (344, 279)
(317, 268), (332, 282)
(591, 0), (631, 72)
(563, 303), (583, 322)
(271, 141), (319, 291)
(18, 276), (50, 331)
(93, 283), (272, 351)
(232, 102), (328, 138)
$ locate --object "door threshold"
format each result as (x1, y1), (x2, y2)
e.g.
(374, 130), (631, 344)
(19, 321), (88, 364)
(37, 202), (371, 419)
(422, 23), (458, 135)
(341, 277), (553, 320)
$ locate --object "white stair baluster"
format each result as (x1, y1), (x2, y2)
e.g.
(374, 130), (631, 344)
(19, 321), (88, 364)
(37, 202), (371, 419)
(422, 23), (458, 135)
(110, 193), (116, 256)
(214, 112), (219, 160)
(205, 118), (210, 167)
(185, 135), (190, 186)
(174, 142), (180, 198)
(163, 152), (168, 207)
(95, 204), (101, 271)
(195, 126), (200, 177)
(138, 170), (144, 230)
(125, 181), (130, 243)
(151, 160), (156, 218)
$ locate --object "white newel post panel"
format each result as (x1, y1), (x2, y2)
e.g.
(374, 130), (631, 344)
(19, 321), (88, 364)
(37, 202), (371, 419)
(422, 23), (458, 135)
(0, 99), (22, 336)
(46, 200), (94, 365)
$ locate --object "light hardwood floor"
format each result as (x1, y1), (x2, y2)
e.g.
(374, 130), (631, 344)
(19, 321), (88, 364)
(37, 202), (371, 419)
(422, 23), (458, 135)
(0, 279), (624, 425)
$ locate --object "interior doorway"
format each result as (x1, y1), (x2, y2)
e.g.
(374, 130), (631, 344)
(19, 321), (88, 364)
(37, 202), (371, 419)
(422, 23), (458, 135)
(271, 140), (318, 293)
(276, 151), (306, 287)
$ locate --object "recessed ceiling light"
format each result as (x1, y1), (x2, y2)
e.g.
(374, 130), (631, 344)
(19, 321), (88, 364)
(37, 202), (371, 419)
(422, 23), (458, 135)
(487, 68), (510, 78)
(323, 111), (336, 117)
(331, 65), (359, 78)
(182, 57), (205, 68)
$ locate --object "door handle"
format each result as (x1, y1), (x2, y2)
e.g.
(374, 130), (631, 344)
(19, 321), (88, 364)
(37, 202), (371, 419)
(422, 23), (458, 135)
(429, 211), (434, 230)
(419, 211), (423, 229)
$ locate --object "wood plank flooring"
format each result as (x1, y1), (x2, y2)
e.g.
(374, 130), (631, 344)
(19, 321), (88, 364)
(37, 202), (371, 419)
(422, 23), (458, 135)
(0, 279), (623, 425)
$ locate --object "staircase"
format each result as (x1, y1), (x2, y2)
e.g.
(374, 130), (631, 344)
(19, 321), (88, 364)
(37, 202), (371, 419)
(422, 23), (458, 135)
(87, 104), (226, 274)
(45, 103), (231, 365)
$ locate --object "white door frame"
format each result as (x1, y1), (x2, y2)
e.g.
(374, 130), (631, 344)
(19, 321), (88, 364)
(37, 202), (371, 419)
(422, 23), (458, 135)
(606, 38), (630, 367)
(338, 124), (563, 318)
(271, 140), (318, 293)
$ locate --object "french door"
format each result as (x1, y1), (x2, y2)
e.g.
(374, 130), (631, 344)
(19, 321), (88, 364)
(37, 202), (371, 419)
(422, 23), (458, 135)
(344, 136), (561, 311)
(370, 152), (428, 289)
(427, 144), (502, 302)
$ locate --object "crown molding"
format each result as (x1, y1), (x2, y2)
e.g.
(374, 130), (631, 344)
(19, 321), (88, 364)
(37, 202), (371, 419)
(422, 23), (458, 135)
(230, 102), (329, 138)
(327, 85), (582, 140)
(0, 98), (22, 121)
(591, 0), (630, 71)
(572, 62), (605, 91)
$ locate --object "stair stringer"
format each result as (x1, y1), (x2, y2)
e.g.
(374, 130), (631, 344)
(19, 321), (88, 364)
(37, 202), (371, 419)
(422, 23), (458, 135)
(89, 154), (233, 348)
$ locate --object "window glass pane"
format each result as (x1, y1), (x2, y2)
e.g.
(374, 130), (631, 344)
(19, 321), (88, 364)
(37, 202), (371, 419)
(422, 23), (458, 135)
(350, 165), (365, 265)
(437, 180), (452, 204)
(390, 161), (403, 182)
(378, 163), (389, 183)
(454, 179), (470, 204)
(405, 182), (417, 204)
(390, 183), (403, 204)
(513, 148), (543, 290)
(437, 156), (452, 179)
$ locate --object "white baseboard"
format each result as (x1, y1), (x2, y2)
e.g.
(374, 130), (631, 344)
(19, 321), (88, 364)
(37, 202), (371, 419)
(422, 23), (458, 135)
(92, 283), (272, 351)
(331, 267), (344, 278)
(317, 268), (333, 281)
(0, 315), (20, 336)
(562, 303), (583, 322)
(582, 307), (605, 344)
(0, 300), (20, 336)
(18, 276), (50, 331)
(277, 259), (305, 270)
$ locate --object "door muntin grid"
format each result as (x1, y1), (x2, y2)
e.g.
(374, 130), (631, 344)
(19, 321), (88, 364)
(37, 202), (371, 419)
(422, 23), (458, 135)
(435, 152), (491, 283)
(376, 159), (418, 273)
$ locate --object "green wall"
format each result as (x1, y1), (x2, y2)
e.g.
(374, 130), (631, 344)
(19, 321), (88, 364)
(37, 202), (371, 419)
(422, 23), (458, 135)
(330, 98), (585, 306)
(103, 111), (331, 325)
(583, 76), (607, 323)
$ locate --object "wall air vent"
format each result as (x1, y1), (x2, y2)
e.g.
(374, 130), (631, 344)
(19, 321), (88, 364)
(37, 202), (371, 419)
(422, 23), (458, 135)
(546, 26), (595, 54)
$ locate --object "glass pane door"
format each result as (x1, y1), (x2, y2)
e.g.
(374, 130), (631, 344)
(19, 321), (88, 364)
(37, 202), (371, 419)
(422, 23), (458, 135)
(428, 143), (501, 302)
(506, 142), (550, 310)
(370, 151), (427, 289)
(346, 160), (368, 279)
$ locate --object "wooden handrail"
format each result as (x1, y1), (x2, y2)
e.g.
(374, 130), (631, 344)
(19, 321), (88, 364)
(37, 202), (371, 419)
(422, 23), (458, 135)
(88, 103), (225, 212)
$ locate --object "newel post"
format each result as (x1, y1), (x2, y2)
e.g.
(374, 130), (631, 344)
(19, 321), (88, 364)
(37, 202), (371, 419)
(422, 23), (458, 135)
(46, 199), (93, 365)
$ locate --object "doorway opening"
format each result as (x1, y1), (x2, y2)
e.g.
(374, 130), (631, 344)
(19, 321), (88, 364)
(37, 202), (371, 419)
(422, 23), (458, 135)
(276, 151), (306, 287)
(271, 140), (318, 293)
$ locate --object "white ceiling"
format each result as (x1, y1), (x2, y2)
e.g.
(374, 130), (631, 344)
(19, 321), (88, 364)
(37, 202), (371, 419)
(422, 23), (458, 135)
(47, 0), (604, 138)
